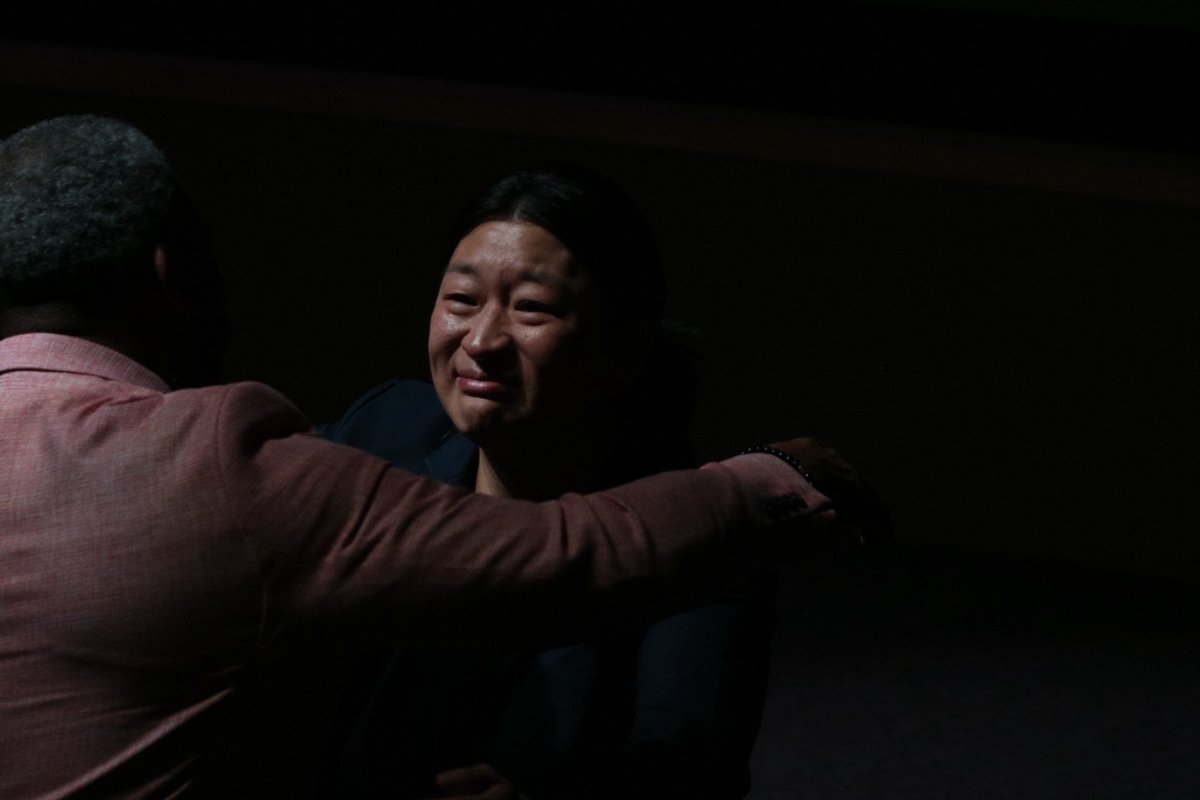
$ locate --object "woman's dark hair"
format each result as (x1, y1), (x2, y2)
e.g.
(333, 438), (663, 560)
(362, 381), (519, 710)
(451, 164), (699, 473)
(450, 163), (666, 329)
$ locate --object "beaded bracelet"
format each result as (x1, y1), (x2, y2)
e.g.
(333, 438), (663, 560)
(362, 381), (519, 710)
(739, 445), (818, 488)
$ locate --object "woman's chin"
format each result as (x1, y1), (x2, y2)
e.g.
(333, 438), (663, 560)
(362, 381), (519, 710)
(454, 408), (516, 443)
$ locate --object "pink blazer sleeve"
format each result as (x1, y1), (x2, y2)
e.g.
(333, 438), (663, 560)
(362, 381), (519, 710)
(211, 382), (830, 645)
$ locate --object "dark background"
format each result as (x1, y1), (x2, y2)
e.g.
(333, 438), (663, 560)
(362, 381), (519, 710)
(3, 2), (1199, 796)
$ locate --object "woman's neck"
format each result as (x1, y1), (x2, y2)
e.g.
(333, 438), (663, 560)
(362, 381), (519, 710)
(473, 423), (617, 501)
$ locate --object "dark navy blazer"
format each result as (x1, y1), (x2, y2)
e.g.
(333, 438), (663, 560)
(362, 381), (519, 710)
(322, 380), (777, 799)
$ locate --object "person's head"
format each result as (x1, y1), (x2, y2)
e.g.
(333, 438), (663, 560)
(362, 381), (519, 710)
(428, 164), (693, 464)
(0, 115), (222, 385)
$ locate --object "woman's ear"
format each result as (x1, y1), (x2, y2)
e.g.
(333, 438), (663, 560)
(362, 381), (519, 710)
(603, 320), (654, 393)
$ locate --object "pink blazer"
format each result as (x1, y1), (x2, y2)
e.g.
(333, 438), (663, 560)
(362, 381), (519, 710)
(0, 333), (827, 798)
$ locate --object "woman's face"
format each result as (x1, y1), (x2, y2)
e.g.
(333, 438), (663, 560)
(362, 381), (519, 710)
(429, 220), (614, 444)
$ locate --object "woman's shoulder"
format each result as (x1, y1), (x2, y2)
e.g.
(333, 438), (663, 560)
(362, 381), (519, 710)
(351, 378), (441, 410)
(319, 379), (459, 469)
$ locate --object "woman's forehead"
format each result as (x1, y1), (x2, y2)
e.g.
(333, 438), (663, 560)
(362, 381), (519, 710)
(446, 221), (587, 284)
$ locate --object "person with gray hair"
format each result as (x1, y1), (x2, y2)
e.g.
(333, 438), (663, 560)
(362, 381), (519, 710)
(0, 115), (866, 798)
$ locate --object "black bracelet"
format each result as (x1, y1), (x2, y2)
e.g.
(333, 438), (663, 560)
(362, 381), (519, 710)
(739, 445), (817, 487)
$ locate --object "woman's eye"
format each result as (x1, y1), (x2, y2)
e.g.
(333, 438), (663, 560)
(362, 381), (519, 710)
(515, 300), (559, 315)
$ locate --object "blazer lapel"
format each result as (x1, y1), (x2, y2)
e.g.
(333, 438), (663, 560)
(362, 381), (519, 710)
(425, 432), (478, 488)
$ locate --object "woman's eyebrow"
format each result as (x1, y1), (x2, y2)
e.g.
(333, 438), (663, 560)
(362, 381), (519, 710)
(516, 269), (569, 289)
(445, 262), (568, 289)
(444, 263), (477, 277)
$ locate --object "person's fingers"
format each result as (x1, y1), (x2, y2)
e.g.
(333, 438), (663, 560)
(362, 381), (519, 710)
(763, 437), (892, 547)
(417, 763), (525, 800)
(435, 763), (501, 793)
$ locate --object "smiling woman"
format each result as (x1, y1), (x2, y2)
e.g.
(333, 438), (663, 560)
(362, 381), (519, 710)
(322, 165), (775, 799)
(431, 222), (602, 448)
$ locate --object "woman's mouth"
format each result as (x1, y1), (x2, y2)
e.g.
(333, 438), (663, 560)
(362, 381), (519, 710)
(455, 371), (514, 398)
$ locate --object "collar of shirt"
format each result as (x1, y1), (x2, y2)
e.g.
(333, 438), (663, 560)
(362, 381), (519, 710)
(0, 333), (170, 392)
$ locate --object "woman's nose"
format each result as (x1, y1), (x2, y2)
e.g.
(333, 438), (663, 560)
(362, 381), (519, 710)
(462, 306), (512, 357)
